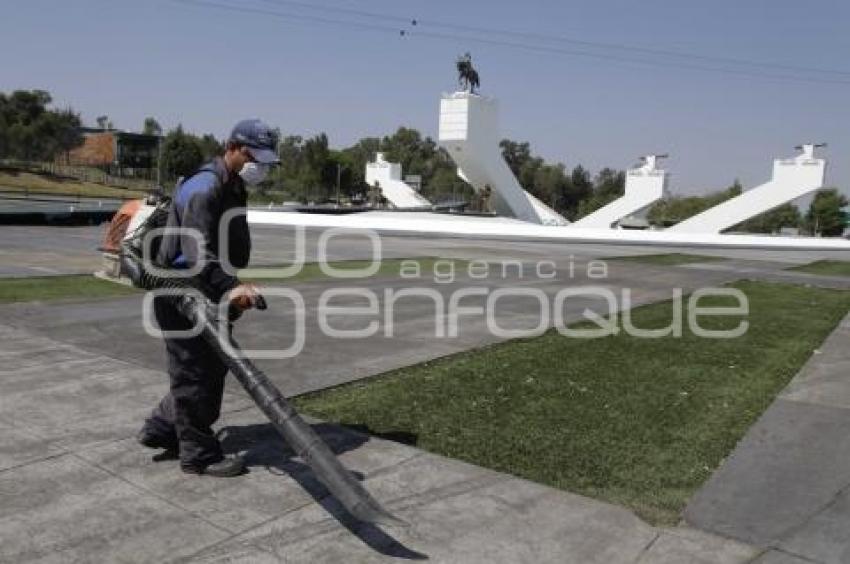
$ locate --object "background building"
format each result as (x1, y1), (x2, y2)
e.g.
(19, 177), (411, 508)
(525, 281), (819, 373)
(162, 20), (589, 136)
(64, 128), (159, 179)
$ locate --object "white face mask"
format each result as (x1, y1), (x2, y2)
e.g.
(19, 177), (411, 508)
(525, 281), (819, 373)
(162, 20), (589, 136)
(239, 162), (269, 185)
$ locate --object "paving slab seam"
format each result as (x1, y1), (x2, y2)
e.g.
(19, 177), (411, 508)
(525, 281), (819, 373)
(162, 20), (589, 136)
(752, 547), (823, 563)
(685, 311), (850, 559)
(68, 451), (237, 538)
(49, 339), (164, 374)
(0, 315), (167, 374)
(74, 433), (425, 545)
(226, 473), (511, 553)
(764, 314), (850, 551)
(743, 551), (769, 564)
(0, 450), (70, 476)
(169, 456), (405, 564)
(216, 448), (431, 538)
(768, 477), (850, 551)
(357, 450), (429, 480)
(631, 531), (661, 563)
(376, 472), (511, 518)
(173, 497), (329, 563)
(174, 537), (291, 564)
(221, 500), (382, 552)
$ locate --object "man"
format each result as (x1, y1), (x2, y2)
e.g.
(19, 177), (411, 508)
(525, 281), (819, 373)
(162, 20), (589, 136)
(137, 119), (279, 477)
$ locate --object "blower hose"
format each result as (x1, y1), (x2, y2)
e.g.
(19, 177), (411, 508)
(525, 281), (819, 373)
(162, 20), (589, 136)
(120, 246), (404, 527)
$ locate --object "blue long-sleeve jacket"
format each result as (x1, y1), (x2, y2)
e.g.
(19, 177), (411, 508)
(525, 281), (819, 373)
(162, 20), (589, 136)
(156, 158), (251, 301)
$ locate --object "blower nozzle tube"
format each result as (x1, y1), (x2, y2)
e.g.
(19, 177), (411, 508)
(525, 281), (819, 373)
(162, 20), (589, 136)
(120, 249), (405, 527)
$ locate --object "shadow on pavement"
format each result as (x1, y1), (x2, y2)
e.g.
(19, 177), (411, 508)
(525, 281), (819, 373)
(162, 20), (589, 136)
(218, 422), (428, 560)
(340, 423), (419, 447)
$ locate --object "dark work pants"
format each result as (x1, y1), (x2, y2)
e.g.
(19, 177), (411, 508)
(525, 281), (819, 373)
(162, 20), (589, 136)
(142, 296), (229, 469)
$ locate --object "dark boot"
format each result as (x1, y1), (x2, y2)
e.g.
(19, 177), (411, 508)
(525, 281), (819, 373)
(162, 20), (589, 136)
(137, 428), (178, 452)
(182, 456), (245, 478)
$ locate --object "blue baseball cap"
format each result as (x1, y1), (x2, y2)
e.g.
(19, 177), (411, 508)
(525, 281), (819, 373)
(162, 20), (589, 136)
(228, 119), (280, 164)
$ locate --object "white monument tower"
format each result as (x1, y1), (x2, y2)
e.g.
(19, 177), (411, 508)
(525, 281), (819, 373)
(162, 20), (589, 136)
(670, 144), (827, 234)
(438, 92), (568, 226)
(570, 154), (670, 229)
(365, 153), (431, 209)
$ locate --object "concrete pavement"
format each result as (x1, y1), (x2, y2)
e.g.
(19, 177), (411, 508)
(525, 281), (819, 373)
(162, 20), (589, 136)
(3, 223), (850, 277)
(2, 224), (850, 562)
(0, 320), (760, 563)
(686, 313), (850, 564)
(0, 256), (741, 398)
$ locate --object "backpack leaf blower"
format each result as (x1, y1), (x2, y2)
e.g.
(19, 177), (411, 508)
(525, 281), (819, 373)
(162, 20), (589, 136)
(119, 199), (404, 527)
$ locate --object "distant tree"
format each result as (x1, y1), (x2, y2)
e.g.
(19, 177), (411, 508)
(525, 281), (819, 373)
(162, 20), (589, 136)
(427, 165), (472, 202)
(381, 127), (439, 182)
(499, 137), (593, 217)
(554, 165), (592, 219)
(278, 134), (305, 172)
(0, 89), (82, 161)
(532, 163), (570, 210)
(142, 117), (162, 136)
(341, 136), (381, 192)
(249, 126), (667, 215)
(300, 133), (331, 201)
(648, 180), (743, 226)
(326, 150), (357, 202)
(160, 125), (204, 182)
(728, 178), (743, 197)
(96, 115), (110, 130)
(804, 189), (849, 236)
(731, 203), (801, 234)
(576, 168), (626, 219)
(500, 139), (532, 177)
(197, 133), (222, 160)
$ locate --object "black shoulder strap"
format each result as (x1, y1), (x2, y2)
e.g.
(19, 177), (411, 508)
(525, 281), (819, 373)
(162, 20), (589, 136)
(176, 160), (227, 190)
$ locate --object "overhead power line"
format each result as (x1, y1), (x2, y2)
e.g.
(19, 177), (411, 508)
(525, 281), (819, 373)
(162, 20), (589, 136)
(257, 0), (850, 79)
(257, 0), (410, 25)
(411, 20), (850, 79)
(172, 0), (401, 34)
(168, 0), (850, 86)
(409, 28), (850, 86)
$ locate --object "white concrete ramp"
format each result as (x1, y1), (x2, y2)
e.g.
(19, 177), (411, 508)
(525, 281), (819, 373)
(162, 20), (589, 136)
(670, 144), (827, 234)
(439, 92), (568, 226)
(571, 155), (669, 229)
(365, 153), (431, 209)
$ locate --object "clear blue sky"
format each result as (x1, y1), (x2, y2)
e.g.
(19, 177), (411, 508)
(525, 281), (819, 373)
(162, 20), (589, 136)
(2, 0), (849, 198)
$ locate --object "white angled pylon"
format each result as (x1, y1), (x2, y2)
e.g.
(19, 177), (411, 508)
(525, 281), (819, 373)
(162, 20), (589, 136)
(438, 92), (568, 225)
(570, 154), (670, 229)
(670, 144), (827, 234)
(365, 153), (431, 209)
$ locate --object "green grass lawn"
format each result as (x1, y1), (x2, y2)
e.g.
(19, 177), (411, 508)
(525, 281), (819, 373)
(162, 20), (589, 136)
(0, 169), (148, 199)
(609, 253), (726, 266)
(789, 260), (850, 277)
(295, 281), (850, 525)
(0, 275), (139, 303)
(239, 257), (467, 283)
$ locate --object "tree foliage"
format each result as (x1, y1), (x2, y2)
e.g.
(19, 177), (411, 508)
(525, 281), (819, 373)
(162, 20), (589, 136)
(647, 181), (742, 226)
(142, 117), (162, 136)
(96, 115), (111, 130)
(498, 139), (598, 219)
(804, 189), (849, 236)
(157, 125), (224, 184)
(731, 202), (801, 234)
(576, 168), (626, 219)
(0, 89), (83, 161)
(3, 88), (846, 233)
(266, 127), (469, 204)
(160, 125), (204, 181)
